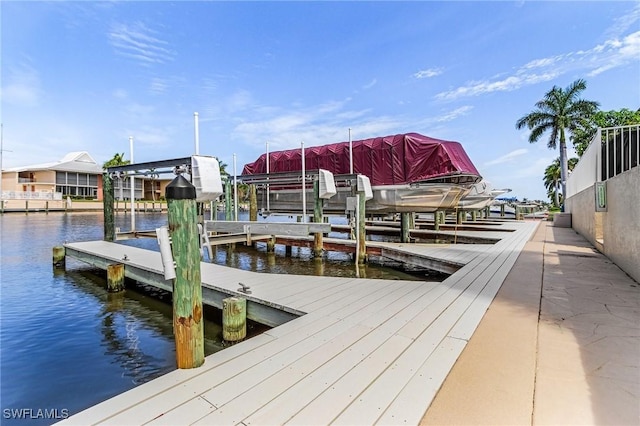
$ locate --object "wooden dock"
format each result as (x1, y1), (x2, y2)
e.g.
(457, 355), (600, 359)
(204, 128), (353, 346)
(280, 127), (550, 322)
(60, 220), (539, 425)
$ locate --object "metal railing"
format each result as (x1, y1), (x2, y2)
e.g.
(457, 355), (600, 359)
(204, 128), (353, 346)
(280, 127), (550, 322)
(567, 125), (639, 198)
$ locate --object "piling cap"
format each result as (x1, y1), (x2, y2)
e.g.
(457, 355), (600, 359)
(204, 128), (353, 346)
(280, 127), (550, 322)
(166, 175), (196, 200)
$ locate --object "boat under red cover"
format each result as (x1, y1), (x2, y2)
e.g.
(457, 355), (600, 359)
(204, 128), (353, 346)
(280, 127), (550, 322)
(242, 133), (483, 213)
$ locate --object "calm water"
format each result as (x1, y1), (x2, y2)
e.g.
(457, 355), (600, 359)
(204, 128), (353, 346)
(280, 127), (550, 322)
(0, 211), (437, 423)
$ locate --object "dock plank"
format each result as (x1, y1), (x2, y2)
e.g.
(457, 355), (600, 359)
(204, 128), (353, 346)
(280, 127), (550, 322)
(59, 220), (540, 425)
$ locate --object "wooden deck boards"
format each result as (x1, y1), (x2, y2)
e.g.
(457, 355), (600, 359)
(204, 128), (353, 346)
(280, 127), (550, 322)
(60, 220), (539, 426)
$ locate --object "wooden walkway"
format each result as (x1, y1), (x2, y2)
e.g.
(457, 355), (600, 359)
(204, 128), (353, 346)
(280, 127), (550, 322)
(60, 220), (538, 425)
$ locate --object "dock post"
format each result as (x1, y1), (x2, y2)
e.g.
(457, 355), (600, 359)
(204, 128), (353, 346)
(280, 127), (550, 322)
(52, 246), (65, 269)
(222, 297), (246, 342)
(25, 200), (28, 215)
(106, 263), (125, 292)
(103, 172), (115, 242)
(434, 210), (441, 231)
(166, 174), (204, 369)
(471, 210), (477, 221)
(357, 192), (367, 264)
(456, 210), (464, 225)
(500, 204), (505, 217)
(225, 179), (233, 221)
(401, 212), (411, 243)
(45, 201), (49, 214)
(249, 184), (258, 222)
(313, 180), (323, 257)
(267, 236), (276, 253)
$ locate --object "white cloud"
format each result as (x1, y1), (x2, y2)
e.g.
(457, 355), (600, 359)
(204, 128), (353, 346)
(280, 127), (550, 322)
(108, 21), (175, 66)
(363, 79), (377, 90)
(2, 63), (41, 107)
(483, 148), (528, 167)
(436, 27), (640, 101)
(149, 78), (168, 95)
(413, 68), (443, 79)
(436, 106), (473, 122)
(113, 88), (128, 99)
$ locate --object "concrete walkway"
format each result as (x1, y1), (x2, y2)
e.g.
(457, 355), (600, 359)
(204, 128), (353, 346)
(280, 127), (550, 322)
(421, 221), (640, 425)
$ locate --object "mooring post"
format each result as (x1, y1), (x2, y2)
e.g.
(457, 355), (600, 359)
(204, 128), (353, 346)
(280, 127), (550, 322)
(45, 201), (49, 214)
(471, 210), (477, 221)
(103, 172), (115, 242)
(52, 246), (65, 269)
(222, 297), (246, 342)
(249, 184), (257, 222)
(401, 212), (411, 243)
(166, 174), (204, 369)
(313, 180), (323, 257)
(107, 263), (125, 292)
(357, 191), (367, 264)
(25, 200), (28, 215)
(225, 179), (233, 221)
(457, 210), (464, 225)
(500, 204), (505, 217)
(267, 235), (276, 253)
(434, 210), (441, 231)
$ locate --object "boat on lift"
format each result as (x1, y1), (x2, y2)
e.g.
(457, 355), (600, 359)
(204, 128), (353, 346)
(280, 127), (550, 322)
(456, 179), (512, 210)
(241, 133), (482, 214)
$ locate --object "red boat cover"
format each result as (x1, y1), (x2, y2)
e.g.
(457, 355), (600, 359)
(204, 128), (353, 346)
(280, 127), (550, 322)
(242, 133), (480, 186)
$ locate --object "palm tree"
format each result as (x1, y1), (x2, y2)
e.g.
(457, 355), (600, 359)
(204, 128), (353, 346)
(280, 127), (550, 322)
(516, 79), (599, 210)
(544, 157), (579, 208)
(102, 152), (130, 169)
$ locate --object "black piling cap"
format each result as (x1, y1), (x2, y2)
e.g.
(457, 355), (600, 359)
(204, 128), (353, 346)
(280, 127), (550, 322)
(166, 175), (196, 200)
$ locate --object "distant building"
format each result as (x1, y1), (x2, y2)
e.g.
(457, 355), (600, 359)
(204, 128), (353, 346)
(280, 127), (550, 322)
(1, 152), (104, 200)
(1, 151), (172, 201)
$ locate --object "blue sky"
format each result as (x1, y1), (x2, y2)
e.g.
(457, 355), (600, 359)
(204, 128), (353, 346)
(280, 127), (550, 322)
(2, 1), (639, 201)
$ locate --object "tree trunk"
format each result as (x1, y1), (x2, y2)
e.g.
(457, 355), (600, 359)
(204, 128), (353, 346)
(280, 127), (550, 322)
(559, 129), (569, 211)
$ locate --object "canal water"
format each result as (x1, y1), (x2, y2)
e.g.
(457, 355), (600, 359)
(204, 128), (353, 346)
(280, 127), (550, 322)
(0, 211), (439, 423)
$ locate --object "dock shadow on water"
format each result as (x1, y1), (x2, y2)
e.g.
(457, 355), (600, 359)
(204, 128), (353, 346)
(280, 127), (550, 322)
(0, 211), (443, 423)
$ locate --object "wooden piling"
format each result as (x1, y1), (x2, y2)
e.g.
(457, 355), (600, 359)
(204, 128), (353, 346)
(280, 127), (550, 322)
(166, 175), (204, 369)
(267, 236), (276, 253)
(249, 184), (258, 222)
(357, 192), (367, 264)
(103, 172), (115, 242)
(45, 201), (49, 214)
(25, 200), (28, 214)
(222, 297), (246, 342)
(107, 263), (125, 293)
(225, 179), (233, 221)
(401, 212), (411, 243)
(52, 246), (65, 269)
(471, 210), (477, 221)
(434, 210), (441, 231)
(500, 204), (505, 217)
(313, 180), (323, 257)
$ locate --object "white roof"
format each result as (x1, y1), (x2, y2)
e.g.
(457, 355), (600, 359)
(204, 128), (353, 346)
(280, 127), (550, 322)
(4, 151), (103, 174)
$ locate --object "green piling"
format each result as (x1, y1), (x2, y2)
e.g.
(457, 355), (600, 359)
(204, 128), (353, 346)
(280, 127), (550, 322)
(249, 184), (257, 222)
(103, 173), (115, 242)
(225, 179), (233, 221)
(53, 246), (65, 269)
(313, 180), (323, 257)
(166, 175), (204, 369)
(401, 212), (411, 243)
(222, 297), (246, 342)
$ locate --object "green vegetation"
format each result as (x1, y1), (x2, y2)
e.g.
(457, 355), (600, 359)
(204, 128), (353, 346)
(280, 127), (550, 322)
(102, 152), (130, 169)
(516, 79), (599, 209)
(572, 108), (640, 156)
(544, 157), (578, 208)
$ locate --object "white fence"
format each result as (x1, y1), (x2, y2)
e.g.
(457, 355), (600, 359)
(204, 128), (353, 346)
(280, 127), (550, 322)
(0, 191), (63, 200)
(567, 125), (639, 198)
